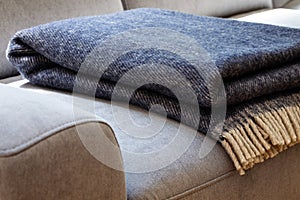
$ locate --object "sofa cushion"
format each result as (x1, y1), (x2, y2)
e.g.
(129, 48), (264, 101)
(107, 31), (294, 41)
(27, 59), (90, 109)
(8, 78), (300, 200)
(122, 0), (273, 17)
(0, 0), (123, 79)
(7, 80), (236, 200)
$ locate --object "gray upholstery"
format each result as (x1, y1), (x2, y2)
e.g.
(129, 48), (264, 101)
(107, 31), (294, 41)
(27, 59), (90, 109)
(7, 66), (300, 199)
(0, 0), (123, 79)
(229, 8), (271, 18)
(0, 84), (104, 156)
(237, 8), (300, 28)
(273, 0), (292, 7)
(0, 84), (126, 199)
(283, 0), (300, 8)
(7, 81), (234, 200)
(122, 0), (273, 17)
(0, 75), (22, 84)
(126, 135), (300, 200)
(0, 123), (126, 200)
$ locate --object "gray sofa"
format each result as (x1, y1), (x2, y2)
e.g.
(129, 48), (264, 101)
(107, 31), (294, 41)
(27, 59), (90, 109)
(1, 0), (300, 199)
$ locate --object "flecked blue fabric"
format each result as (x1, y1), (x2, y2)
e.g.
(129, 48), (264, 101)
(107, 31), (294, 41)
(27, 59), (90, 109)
(6, 8), (300, 137)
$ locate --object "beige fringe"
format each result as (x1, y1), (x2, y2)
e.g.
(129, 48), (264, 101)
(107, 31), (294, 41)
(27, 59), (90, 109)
(221, 93), (300, 175)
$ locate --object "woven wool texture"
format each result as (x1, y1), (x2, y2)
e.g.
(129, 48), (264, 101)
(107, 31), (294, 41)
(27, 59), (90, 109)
(7, 8), (300, 174)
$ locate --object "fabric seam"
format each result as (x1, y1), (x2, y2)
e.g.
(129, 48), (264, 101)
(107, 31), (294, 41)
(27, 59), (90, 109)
(167, 170), (236, 200)
(0, 117), (104, 156)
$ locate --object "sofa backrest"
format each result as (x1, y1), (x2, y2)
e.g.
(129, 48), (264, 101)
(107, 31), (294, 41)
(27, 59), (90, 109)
(122, 0), (273, 17)
(0, 0), (123, 79)
(273, 0), (292, 7)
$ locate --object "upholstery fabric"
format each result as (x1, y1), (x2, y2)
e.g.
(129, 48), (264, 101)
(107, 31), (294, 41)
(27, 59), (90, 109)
(273, 0), (292, 7)
(229, 8), (271, 18)
(127, 144), (300, 200)
(8, 81), (300, 200)
(0, 0), (123, 79)
(7, 80), (236, 199)
(283, 0), (300, 9)
(0, 75), (22, 84)
(0, 123), (126, 200)
(122, 0), (272, 17)
(0, 84), (105, 156)
(237, 9), (300, 28)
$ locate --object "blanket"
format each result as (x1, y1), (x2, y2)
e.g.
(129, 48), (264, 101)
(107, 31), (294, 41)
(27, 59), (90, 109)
(7, 8), (300, 174)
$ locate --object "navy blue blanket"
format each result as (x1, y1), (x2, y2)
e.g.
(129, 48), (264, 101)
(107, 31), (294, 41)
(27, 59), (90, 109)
(7, 8), (300, 135)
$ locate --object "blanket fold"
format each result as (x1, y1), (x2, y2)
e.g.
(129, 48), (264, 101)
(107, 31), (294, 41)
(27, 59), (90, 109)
(6, 8), (300, 174)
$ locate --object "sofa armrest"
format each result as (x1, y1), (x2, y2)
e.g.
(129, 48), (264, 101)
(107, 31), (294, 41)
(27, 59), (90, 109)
(0, 84), (126, 200)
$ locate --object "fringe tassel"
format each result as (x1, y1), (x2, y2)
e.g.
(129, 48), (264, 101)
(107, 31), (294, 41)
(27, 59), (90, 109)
(221, 93), (300, 175)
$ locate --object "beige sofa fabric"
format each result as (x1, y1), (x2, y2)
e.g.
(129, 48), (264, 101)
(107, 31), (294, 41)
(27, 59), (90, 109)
(273, 0), (292, 7)
(0, 84), (126, 199)
(7, 81), (236, 200)
(172, 145), (300, 200)
(283, 0), (300, 8)
(0, 84), (104, 156)
(7, 79), (300, 200)
(126, 139), (300, 200)
(125, 133), (234, 200)
(229, 8), (271, 18)
(0, 123), (126, 200)
(122, 0), (273, 17)
(11, 80), (300, 200)
(0, 0), (123, 79)
(237, 8), (300, 28)
(0, 75), (22, 84)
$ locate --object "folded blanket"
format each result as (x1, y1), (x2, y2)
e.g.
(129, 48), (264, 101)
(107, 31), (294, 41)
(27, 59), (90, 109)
(7, 8), (300, 174)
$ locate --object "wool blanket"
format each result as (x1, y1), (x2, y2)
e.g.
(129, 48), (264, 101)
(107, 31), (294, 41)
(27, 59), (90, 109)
(7, 8), (300, 174)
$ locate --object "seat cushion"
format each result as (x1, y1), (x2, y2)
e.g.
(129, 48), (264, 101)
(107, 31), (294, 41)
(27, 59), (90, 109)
(7, 80), (235, 200)
(8, 78), (300, 200)
(0, 75), (23, 84)
(126, 140), (300, 200)
(0, 0), (123, 79)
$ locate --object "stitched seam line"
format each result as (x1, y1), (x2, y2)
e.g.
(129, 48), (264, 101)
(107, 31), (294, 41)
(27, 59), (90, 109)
(0, 117), (103, 155)
(167, 170), (236, 200)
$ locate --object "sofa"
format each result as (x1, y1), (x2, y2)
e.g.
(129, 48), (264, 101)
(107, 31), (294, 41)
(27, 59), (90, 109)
(1, 0), (300, 199)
